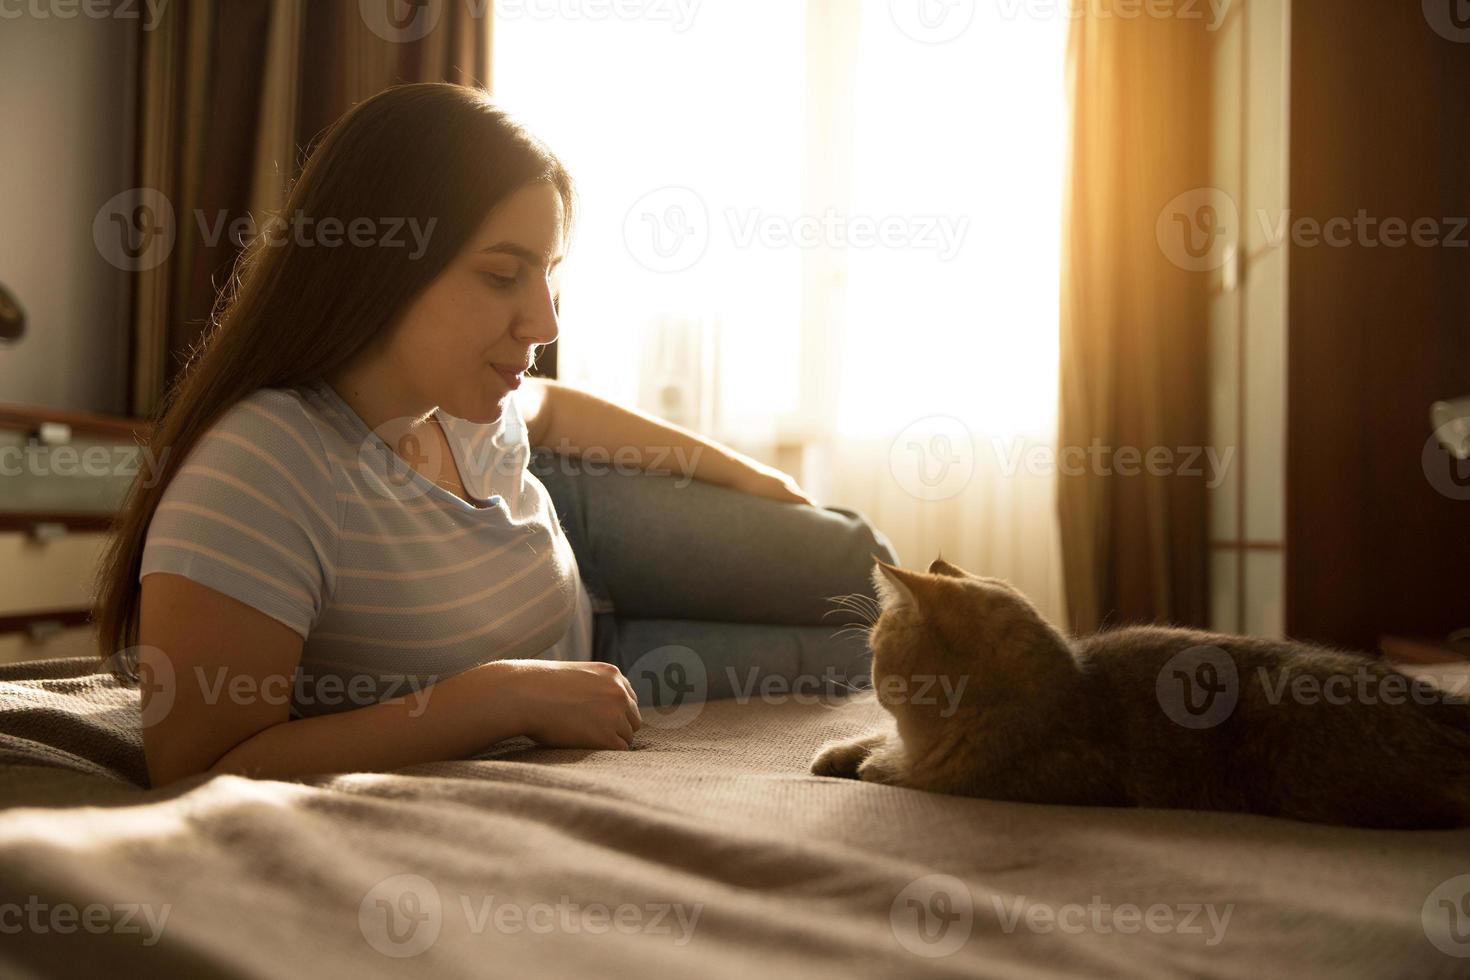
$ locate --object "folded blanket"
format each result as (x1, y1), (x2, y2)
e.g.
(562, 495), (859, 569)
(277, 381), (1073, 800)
(0, 657), (147, 785)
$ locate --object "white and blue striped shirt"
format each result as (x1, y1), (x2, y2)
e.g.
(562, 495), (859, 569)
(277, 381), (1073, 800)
(139, 378), (593, 716)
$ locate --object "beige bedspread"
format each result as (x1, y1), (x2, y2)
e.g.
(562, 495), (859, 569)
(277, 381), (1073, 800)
(0, 659), (1466, 978)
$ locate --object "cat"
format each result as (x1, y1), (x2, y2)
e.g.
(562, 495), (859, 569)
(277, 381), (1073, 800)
(811, 557), (1470, 829)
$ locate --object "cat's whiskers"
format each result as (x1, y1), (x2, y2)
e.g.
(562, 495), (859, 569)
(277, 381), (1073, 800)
(822, 601), (871, 621)
(845, 592), (882, 616)
(825, 615), (874, 635)
(825, 593), (881, 626)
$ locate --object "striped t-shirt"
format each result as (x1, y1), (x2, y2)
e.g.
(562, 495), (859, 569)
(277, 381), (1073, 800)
(139, 378), (593, 717)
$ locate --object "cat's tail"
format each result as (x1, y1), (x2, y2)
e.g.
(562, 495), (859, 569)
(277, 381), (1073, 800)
(1394, 682), (1470, 827)
(1453, 783), (1470, 828)
(1426, 707), (1470, 827)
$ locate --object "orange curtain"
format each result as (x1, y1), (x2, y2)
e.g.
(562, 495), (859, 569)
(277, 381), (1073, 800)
(1057, 1), (1214, 633)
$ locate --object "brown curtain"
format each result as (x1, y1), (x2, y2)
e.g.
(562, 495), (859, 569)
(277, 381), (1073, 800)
(1286, 0), (1470, 651)
(127, 0), (490, 416)
(1057, 2), (1214, 634)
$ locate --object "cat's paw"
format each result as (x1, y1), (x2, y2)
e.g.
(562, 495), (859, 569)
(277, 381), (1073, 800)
(855, 750), (902, 786)
(810, 738), (871, 779)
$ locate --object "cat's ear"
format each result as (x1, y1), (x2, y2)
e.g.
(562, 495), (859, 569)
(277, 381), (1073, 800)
(873, 559), (927, 609)
(927, 555), (971, 578)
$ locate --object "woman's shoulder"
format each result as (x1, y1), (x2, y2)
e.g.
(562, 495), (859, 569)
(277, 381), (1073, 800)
(182, 384), (347, 509)
(143, 384), (344, 633)
(216, 383), (320, 431)
(208, 384), (354, 461)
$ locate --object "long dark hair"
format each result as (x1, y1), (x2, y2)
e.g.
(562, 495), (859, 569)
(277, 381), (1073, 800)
(95, 83), (574, 662)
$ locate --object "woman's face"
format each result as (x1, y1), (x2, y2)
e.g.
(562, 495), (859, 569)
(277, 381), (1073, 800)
(378, 181), (565, 424)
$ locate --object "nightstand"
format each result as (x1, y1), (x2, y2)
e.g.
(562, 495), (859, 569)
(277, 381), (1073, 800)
(0, 404), (148, 664)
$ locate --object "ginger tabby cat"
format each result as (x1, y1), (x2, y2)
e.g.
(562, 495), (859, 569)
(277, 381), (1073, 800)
(811, 558), (1470, 829)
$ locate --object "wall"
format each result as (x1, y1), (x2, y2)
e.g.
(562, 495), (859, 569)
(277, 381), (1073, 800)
(0, 13), (135, 415)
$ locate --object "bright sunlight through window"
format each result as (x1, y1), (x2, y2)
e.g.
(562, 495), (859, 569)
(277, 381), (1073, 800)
(493, 0), (1068, 448)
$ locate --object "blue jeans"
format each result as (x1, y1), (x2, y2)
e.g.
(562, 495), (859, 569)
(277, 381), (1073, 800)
(530, 451), (899, 706)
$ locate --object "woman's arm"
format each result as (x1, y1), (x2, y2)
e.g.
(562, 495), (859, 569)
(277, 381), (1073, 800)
(521, 379), (816, 506)
(139, 573), (642, 786)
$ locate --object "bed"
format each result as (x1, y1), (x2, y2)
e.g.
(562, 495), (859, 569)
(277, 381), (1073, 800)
(0, 657), (1466, 978)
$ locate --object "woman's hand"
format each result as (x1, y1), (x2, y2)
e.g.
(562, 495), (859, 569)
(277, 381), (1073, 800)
(731, 462), (818, 507)
(502, 659), (643, 750)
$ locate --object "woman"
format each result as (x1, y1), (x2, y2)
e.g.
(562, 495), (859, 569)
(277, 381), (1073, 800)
(95, 83), (895, 787)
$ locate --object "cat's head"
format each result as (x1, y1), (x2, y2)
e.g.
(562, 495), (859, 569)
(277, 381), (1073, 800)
(865, 556), (1075, 724)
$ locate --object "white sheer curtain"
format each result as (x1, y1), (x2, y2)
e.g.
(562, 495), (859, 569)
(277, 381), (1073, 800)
(495, 0), (1068, 622)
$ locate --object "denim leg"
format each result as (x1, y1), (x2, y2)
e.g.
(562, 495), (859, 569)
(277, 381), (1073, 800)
(532, 450), (615, 612)
(530, 451), (899, 625)
(600, 618), (874, 707)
